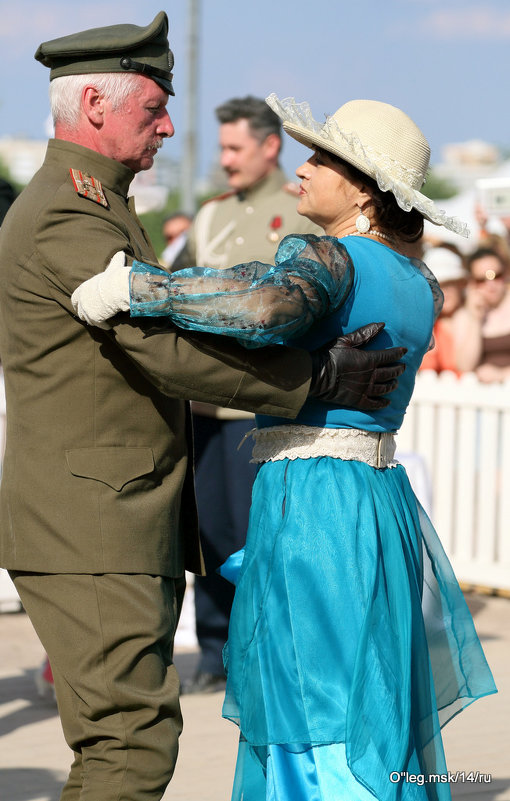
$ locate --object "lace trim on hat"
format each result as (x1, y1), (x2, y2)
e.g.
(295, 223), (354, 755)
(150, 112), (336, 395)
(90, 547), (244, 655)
(267, 94), (469, 238)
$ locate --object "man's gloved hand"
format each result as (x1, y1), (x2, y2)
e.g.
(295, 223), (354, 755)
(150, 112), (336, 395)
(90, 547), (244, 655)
(71, 251), (130, 329)
(309, 322), (407, 410)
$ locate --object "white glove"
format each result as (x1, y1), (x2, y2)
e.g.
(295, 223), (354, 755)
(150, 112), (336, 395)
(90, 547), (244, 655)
(71, 251), (131, 329)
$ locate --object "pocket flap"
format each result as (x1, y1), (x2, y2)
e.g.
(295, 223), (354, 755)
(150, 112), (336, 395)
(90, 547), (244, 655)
(66, 447), (155, 491)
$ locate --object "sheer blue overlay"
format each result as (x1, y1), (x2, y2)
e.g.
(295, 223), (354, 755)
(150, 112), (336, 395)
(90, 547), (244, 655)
(131, 234), (353, 347)
(220, 460), (495, 800)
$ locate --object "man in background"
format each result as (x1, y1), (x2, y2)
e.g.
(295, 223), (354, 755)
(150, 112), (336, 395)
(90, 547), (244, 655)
(160, 211), (192, 267)
(174, 96), (322, 694)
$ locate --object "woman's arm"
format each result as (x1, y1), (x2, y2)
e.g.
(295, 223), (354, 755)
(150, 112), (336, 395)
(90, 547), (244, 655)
(73, 235), (354, 346)
(452, 287), (487, 372)
(130, 235), (353, 345)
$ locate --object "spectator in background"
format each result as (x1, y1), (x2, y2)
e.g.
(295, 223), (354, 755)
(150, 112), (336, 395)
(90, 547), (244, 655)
(455, 247), (510, 382)
(420, 245), (467, 375)
(160, 211), (192, 268)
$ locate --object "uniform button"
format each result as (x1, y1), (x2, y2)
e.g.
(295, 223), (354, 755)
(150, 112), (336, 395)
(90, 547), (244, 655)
(235, 236), (245, 245)
(246, 206), (254, 214)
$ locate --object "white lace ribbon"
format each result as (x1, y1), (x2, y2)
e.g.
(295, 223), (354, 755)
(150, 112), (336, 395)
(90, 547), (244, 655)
(248, 425), (397, 469)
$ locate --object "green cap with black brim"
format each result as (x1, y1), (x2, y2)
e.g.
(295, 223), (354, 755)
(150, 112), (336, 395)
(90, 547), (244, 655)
(34, 11), (174, 96)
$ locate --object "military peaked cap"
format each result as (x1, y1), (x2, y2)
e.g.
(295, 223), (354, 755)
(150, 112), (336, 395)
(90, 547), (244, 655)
(34, 11), (174, 95)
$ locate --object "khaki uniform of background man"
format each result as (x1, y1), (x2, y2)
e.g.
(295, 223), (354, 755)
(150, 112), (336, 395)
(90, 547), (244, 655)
(174, 96), (322, 694)
(0, 13), (405, 800)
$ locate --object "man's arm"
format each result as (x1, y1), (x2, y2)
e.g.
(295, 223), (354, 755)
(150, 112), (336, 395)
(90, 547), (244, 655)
(39, 201), (404, 415)
(36, 199), (312, 418)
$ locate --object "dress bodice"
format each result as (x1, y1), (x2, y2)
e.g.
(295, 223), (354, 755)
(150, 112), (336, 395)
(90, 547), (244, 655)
(257, 237), (436, 433)
(129, 234), (438, 433)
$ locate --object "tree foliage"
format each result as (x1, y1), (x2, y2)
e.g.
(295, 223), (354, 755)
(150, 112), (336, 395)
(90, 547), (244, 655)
(421, 170), (458, 201)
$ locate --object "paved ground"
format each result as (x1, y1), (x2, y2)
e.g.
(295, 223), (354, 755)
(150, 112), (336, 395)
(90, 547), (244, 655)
(0, 590), (508, 801)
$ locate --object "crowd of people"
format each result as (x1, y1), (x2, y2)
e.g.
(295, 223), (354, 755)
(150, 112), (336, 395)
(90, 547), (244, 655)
(418, 232), (510, 380)
(0, 10), (501, 801)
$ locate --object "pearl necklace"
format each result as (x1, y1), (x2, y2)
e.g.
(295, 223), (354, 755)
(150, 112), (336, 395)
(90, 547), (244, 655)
(344, 229), (396, 245)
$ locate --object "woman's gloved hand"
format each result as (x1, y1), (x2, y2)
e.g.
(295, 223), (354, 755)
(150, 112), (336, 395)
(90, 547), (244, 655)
(309, 322), (407, 410)
(71, 251), (130, 329)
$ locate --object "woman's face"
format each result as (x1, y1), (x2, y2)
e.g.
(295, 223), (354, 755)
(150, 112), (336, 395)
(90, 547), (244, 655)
(295, 150), (364, 234)
(469, 254), (507, 309)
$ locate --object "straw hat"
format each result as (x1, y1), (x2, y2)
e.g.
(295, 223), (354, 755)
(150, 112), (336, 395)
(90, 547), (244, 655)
(266, 94), (469, 238)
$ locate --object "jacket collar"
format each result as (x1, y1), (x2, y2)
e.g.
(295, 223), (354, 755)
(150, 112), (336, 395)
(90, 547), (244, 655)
(237, 166), (287, 203)
(44, 139), (135, 197)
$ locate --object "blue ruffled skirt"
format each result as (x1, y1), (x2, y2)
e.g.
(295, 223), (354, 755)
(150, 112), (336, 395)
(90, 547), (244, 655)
(220, 457), (496, 801)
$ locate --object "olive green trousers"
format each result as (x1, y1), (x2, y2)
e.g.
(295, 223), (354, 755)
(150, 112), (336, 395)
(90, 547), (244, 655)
(11, 572), (186, 801)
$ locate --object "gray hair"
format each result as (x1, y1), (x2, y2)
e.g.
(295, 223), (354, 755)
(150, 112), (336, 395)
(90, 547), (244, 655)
(49, 73), (145, 128)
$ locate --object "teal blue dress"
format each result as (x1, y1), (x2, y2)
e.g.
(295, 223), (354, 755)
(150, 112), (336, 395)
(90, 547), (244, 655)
(130, 235), (496, 801)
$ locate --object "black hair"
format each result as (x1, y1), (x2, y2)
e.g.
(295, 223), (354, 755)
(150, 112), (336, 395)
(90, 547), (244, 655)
(215, 96), (282, 145)
(163, 211), (193, 225)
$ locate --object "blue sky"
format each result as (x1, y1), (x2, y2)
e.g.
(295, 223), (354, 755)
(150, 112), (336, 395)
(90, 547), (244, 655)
(1, 0), (509, 182)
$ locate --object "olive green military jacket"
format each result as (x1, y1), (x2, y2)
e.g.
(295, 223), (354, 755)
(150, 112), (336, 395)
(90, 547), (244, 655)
(0, 140), (312, 577)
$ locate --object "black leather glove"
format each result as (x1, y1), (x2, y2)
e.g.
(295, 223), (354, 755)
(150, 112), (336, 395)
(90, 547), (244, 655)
(309, 322), (407, 410)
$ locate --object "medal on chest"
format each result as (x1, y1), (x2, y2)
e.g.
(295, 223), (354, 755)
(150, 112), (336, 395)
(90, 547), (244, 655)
(268, 215), (283, 243)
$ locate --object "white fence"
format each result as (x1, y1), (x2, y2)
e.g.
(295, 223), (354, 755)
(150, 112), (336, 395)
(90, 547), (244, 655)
(399, 371), (510, 592)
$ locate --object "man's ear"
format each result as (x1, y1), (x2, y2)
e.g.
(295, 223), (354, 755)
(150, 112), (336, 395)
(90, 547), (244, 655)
(262, 132), (282, 161)
(82, 85), (106, 126)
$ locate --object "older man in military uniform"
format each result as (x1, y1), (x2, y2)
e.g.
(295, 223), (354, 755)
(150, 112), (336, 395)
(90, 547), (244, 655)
(173, 97), (323, 694)
(0, 14), (404, 800)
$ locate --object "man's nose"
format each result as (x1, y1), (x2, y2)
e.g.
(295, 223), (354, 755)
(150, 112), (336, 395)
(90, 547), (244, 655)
(159, 111), (175, 138)
(220, 150), (233, 168)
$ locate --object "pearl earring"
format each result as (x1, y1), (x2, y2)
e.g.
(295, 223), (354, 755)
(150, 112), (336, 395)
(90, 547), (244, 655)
(355, 207), (371, 234)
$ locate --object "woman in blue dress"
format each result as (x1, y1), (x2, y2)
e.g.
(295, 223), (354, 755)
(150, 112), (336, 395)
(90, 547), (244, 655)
(72, 95), (496, 801)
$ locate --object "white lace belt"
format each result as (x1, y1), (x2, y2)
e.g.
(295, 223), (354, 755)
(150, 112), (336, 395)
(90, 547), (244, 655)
(248, 425), (397, 469)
